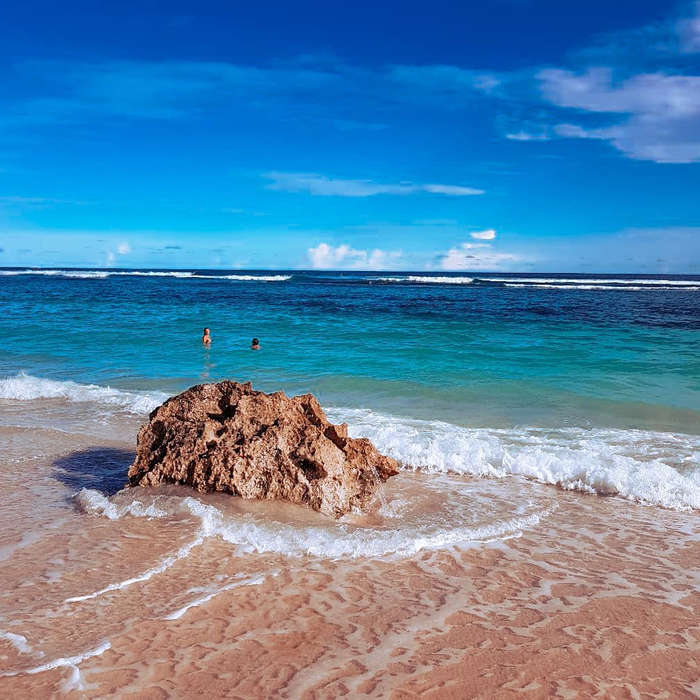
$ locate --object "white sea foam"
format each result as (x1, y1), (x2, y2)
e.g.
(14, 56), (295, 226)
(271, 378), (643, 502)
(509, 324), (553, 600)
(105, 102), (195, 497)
(81, 487), (550, 559)
(1, 640), (110, 692)
(112, 271), (292, 281)
(68, 494), (204, 602)
(75, 488), (169, 520)
(164, 573), (271, 620)
(0, 269), (291, 281)
(479, 277), (700, 286)
(374, 276), (474, 284)
(0, 631), (33, 655)
(370, 275), (699, 289)
(0, 373), (166, 413)
(329, 408), (700, 511)
(63, 535), (202, 602)
(215, 274), (291, 281)
(0, 269), (110, 279)
(502, 283), (700, 291)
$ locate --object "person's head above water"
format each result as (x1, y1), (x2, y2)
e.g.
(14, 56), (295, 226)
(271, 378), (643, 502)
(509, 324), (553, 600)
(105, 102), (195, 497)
(251, 337), (260, 349)
(202, 327), (211, 344)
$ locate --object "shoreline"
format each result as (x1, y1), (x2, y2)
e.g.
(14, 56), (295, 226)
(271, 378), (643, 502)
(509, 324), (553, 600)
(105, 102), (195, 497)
(0, 420), (698, 697)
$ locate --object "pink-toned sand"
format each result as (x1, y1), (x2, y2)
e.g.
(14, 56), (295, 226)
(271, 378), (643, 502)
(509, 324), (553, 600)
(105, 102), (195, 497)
(0, 423), (698, 698)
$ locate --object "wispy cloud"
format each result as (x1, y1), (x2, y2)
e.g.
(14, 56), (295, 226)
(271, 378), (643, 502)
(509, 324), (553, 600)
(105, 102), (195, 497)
(540, 67), (700, 163)
(3, 57), (502, 128)
(388, 65), (502, 97)
(264, 172), (483, 197)
(307, 242), (402, 269)
(0, 195), (90, 207)
(505, 130), (551, 142)
(500, 3), (700, 163)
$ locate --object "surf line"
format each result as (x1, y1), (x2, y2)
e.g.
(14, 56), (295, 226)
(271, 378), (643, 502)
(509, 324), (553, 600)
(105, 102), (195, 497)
(163, 570), (280, 620)
(0, 630), (37, 656)
(0, 640), (111, 692)
(64, 535), (204, 604)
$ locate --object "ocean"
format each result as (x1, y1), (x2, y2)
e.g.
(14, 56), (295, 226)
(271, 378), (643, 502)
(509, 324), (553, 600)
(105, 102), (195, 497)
(0, 268), (698, 695)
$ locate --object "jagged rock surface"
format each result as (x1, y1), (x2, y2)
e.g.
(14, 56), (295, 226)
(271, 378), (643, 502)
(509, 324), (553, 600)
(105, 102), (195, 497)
(128, 381), (398, 517)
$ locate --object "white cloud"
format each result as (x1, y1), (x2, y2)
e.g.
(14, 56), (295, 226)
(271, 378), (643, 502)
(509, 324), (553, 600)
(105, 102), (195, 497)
(439, 240), (520, 271)
(539, 68), (700, 118)
(117, 241), (131, 255)
(264, 172), (483, 197)
(307, 242), (402, 269)
(539, 67), (700, 163)
(470, 229), (496, 240)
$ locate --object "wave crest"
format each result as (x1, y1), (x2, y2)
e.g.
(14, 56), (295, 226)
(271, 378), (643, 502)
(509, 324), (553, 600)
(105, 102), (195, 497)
(0, 269), (291, 281)
(0, 373), (166, 413)
(328, 408), (700, 511)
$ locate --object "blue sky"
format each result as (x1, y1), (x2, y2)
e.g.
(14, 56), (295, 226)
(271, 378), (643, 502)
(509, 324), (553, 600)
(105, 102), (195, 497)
(0, 0), (699, 271)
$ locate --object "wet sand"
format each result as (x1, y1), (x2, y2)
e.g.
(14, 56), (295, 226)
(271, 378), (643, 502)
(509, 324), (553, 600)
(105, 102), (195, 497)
(0, 413), (698, 698)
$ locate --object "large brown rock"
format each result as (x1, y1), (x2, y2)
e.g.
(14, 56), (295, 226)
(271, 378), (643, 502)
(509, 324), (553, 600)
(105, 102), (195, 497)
(128, 381), (398, 517)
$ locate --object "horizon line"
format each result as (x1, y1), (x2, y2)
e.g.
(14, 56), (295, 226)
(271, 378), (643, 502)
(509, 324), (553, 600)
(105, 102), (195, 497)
(1, 265), (698, 276)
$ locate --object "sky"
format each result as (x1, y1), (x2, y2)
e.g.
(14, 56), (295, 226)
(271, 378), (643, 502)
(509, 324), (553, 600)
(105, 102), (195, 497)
(0, 0), (699, 272)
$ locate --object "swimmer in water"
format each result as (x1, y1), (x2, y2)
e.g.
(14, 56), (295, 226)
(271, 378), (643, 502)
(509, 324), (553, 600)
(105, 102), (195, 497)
(251, 337), (260, 350)
(202, 327), (211, 346)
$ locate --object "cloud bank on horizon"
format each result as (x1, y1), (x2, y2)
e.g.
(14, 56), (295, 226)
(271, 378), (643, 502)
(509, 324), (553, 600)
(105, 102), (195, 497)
(0, 1), (698, 271)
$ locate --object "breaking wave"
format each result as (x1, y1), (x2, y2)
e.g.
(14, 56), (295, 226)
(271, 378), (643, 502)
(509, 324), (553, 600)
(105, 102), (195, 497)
(479, 277), (700, 286)
(0, 373), (166, 413)
(328, 408), (700, 511)
(0, 269), (291, 281)
(5, 374), (697, 510)
(372, 275), (699, 291)
(373, 276), (474, 284)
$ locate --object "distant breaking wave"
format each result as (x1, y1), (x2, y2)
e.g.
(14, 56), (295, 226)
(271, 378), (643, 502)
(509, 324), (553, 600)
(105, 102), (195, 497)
(2, 373), (698, 511)
(373, 276), (475, 284)
(373, 275), (700, 290)
(1, 269), (698, 289)
(0, 269), (291, 281)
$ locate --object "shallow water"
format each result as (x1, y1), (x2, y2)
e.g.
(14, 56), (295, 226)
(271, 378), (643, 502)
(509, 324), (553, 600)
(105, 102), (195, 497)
(0, 269), (698, 696)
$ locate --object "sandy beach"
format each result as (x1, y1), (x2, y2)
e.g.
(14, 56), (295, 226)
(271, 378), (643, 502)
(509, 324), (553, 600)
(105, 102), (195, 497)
(0, 415), (697, 698)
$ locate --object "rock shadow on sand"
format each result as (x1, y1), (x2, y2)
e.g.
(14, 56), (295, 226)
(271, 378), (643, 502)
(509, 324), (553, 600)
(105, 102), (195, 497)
(53, 447), (136, 496)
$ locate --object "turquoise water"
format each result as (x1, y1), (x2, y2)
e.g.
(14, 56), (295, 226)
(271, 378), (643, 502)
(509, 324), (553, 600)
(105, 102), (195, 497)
(1, 268), (699, 510)
(1, 269), (698, 430)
